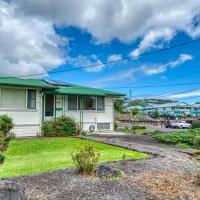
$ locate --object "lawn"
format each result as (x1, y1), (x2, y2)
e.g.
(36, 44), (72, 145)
(0, 138), (149, 178)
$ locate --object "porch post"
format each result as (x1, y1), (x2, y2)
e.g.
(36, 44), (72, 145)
(79, 96), (83, 133)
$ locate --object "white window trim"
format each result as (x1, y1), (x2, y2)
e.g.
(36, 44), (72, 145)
(67, 95), (106, 113)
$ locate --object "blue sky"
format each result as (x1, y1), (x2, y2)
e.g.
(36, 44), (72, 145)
(51, 27), (200, 103)
(1, 0), (200, 103)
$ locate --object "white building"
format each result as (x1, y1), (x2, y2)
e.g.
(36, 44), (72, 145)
(0, 77), (124, 137)
(141, 102), (200, 117)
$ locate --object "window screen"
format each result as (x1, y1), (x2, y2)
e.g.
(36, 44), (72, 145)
(1, 88), (26, 109)
(79, 96), (96, 110)
(97, 123), (110, 130)
(27, 89), (36, 109)
(68, 95), (77, 110)
(97, 96), (105, 111)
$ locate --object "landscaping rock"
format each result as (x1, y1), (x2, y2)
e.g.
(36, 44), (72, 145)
(96, 164), (123, 178)
(0, 180), (26, 200)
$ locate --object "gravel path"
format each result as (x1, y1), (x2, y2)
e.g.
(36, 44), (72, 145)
(6, 134), (199, 200)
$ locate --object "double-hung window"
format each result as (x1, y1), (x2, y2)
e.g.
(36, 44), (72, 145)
(68, 95), (105, 111)
(79, 96), (96, 110)
(0, 88), (26, 109)
(27, 89), (36, 109)
(0, 88), (37, 110)
(68, 95), (78, 110)
(97, 96), (105, 111)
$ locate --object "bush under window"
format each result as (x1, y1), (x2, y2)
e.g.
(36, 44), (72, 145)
(43, 116), (79, 136)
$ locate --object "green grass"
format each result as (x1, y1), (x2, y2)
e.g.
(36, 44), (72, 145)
(154, 128), (200, 148)
(0, 138), (149, 178)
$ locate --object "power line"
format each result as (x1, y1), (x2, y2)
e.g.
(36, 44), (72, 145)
(102, 81), (200, 89)
(132, 88), (200, 99)
(15, 37), (200, 78)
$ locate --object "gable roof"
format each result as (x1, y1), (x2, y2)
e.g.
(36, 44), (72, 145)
(44, 84), (124, 96)
(0, 77), (124, 96)
(0, 77), (57, 89)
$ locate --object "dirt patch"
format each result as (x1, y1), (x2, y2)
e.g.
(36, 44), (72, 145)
(133, 171), (200, 200)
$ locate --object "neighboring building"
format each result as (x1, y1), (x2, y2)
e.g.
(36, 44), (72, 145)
(191, 104), (200, 117)
(0, 77), (124, 137)
(141, 102), (200, 117)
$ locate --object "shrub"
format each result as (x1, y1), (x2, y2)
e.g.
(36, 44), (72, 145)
(132, 125), (146, 130)
(194, 136), (200, 149)
(154, 129), (200, 146)
(43, 116), (79, 136)
(71, 144), (100, 175)
(131, 125), (146, 133)
(0, 115), (14, 139)
(192, 121), (200, 129)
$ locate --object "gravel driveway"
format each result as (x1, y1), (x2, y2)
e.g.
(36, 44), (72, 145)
(6, 134), (199, 200)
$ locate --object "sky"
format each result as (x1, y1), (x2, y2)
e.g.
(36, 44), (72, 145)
(1, 0), (200, 103)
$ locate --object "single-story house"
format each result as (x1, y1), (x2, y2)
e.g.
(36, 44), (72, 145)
(0, 77), (124, 137)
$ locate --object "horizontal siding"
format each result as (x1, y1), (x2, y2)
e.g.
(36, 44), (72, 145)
(13, 124), (41, 137)
(0, 87), (42, 137)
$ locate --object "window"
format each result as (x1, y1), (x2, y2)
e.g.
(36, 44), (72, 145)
(68, 95), (77, 110)
(27, 89), (36, 109)
(0, 88), (26, 109)
(97, 123), (110, 130)
(79, 96), (96, 110)
(97, 96), (105, 111)
(45, 94), (54, 116)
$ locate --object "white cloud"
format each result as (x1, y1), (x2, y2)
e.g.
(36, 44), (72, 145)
(168, 90), (200, 99)
(107, 54), (122, 62)
(69, 54), (105, 72)
(91, 53), (192, 87)
(0, 0), (199, 76)
(90, 67), (138, 87)
(14, 0), (200, 44)
(142, 65), (167, 76)
(168, 54), (193, 68)
(0, 1), (65, 77)
(130, 28), (175, 58)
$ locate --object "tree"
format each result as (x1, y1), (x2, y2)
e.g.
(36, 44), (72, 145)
(150, 111), (160, 118)
(131, 108), (139, 116)
(114, 98), (126, 113)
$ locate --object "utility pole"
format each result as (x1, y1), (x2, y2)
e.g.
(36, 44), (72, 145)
(129, 90), (132, 127)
